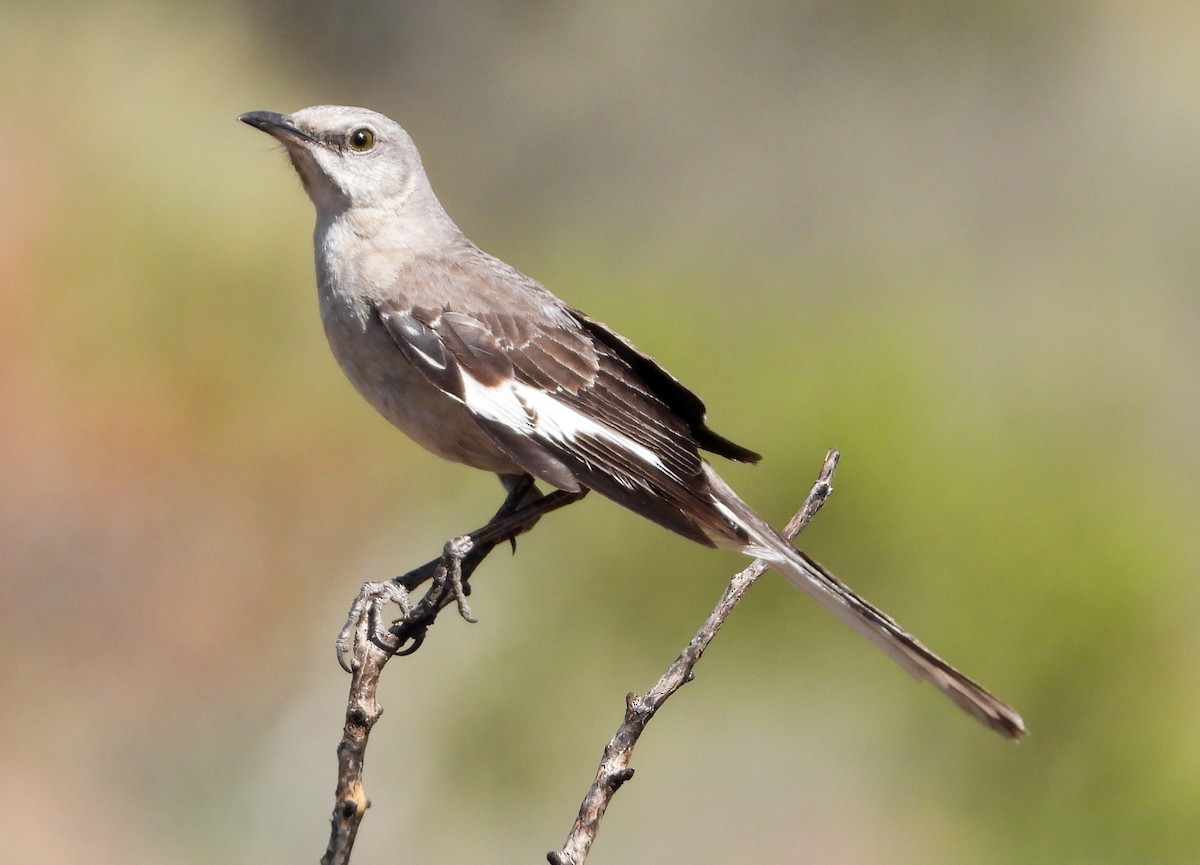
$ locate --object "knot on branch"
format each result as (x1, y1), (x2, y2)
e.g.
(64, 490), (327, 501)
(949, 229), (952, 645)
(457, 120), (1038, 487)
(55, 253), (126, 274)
(607, 767), (635, 791)
(623, 691), (650, 721)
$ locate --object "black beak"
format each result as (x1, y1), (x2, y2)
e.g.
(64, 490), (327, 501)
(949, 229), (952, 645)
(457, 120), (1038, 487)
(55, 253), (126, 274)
(238, 110), (315, 143)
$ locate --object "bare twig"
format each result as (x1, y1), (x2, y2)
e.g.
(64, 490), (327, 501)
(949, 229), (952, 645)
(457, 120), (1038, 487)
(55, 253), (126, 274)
(547, 448), (840, 865)
(320, 449), (839, 865)
(322, 485), (584, 865)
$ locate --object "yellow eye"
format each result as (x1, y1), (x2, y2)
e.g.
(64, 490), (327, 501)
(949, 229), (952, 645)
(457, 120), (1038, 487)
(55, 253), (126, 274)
(348, 128), (375, 151)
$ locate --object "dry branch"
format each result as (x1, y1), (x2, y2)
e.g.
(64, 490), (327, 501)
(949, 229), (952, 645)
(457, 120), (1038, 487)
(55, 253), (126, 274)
(547, 449), (839, 865)
(321, 450), (839, 865)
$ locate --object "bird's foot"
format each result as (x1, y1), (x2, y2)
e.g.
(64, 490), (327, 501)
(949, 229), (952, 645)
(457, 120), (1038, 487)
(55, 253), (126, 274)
(336, 579), (415, 673)
(441, 534), (478, 624)
(334, 534), (483, 672)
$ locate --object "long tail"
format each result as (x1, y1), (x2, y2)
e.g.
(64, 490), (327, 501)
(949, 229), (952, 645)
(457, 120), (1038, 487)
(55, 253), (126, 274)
(704, 466), (1026, 740)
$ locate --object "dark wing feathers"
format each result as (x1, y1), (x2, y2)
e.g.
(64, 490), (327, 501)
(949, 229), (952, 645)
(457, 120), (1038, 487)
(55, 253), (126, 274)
(567, 308), (762, 465)
(429, 310), (514, 386)
(469, 311), (753, 546)
(378, 307), (465, 398)
(552, 347), (704, 482)
(473, 309), (599, 393)
(374, 251), (759, 546)
(437, 308), (709, 485)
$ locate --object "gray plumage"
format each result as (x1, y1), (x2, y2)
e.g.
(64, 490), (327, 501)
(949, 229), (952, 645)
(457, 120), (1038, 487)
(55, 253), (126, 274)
(240, 105), (1025, 740)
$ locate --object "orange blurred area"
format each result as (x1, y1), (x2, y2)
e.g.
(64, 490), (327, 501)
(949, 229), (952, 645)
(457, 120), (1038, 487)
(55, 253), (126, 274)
(2, 3), (1199, 863)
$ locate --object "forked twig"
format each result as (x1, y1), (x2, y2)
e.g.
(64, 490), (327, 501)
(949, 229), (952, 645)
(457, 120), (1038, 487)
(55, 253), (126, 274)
(547, 449), (839, 865)
(321, 450), (839, 865)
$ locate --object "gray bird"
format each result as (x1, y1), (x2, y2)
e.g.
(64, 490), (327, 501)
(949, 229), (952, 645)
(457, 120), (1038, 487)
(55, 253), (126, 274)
(239, 105), (1025, 740)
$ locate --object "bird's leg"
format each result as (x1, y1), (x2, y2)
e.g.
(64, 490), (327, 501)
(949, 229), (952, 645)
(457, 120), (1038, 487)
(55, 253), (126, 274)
(429, 484), (587, 606)
(494, 473), (543, 552)
(459, 485), (588, 558)
(336, 479), (587, 671)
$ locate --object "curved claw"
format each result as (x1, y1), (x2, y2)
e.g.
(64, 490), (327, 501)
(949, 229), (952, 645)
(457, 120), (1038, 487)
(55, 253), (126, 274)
(336, 642), (355, 674)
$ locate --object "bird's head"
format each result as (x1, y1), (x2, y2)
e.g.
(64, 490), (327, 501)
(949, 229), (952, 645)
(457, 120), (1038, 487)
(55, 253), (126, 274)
(239, 105), (431, 215)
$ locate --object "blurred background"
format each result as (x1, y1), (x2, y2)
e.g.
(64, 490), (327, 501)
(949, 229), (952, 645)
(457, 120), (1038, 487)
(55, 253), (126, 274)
(3, 1), (1198, 863)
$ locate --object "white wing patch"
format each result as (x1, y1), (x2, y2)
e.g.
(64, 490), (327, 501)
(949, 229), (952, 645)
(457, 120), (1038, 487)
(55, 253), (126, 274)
(458, 372), (672, 485)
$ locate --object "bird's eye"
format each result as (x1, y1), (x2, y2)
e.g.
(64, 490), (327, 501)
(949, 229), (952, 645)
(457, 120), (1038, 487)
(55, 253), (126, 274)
(348, 128), (375, 151)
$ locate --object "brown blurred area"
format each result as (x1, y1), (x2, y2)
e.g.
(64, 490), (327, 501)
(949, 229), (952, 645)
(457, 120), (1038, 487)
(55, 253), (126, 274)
(2, 2), (1199, 863)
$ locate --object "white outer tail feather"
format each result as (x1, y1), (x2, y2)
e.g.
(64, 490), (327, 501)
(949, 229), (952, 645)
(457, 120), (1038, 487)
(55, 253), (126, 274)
(703, 466), (1026, 740)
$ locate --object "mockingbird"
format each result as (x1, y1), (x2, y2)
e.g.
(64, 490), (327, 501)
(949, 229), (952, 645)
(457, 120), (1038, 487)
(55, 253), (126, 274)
(239, 105), (1025, 740)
